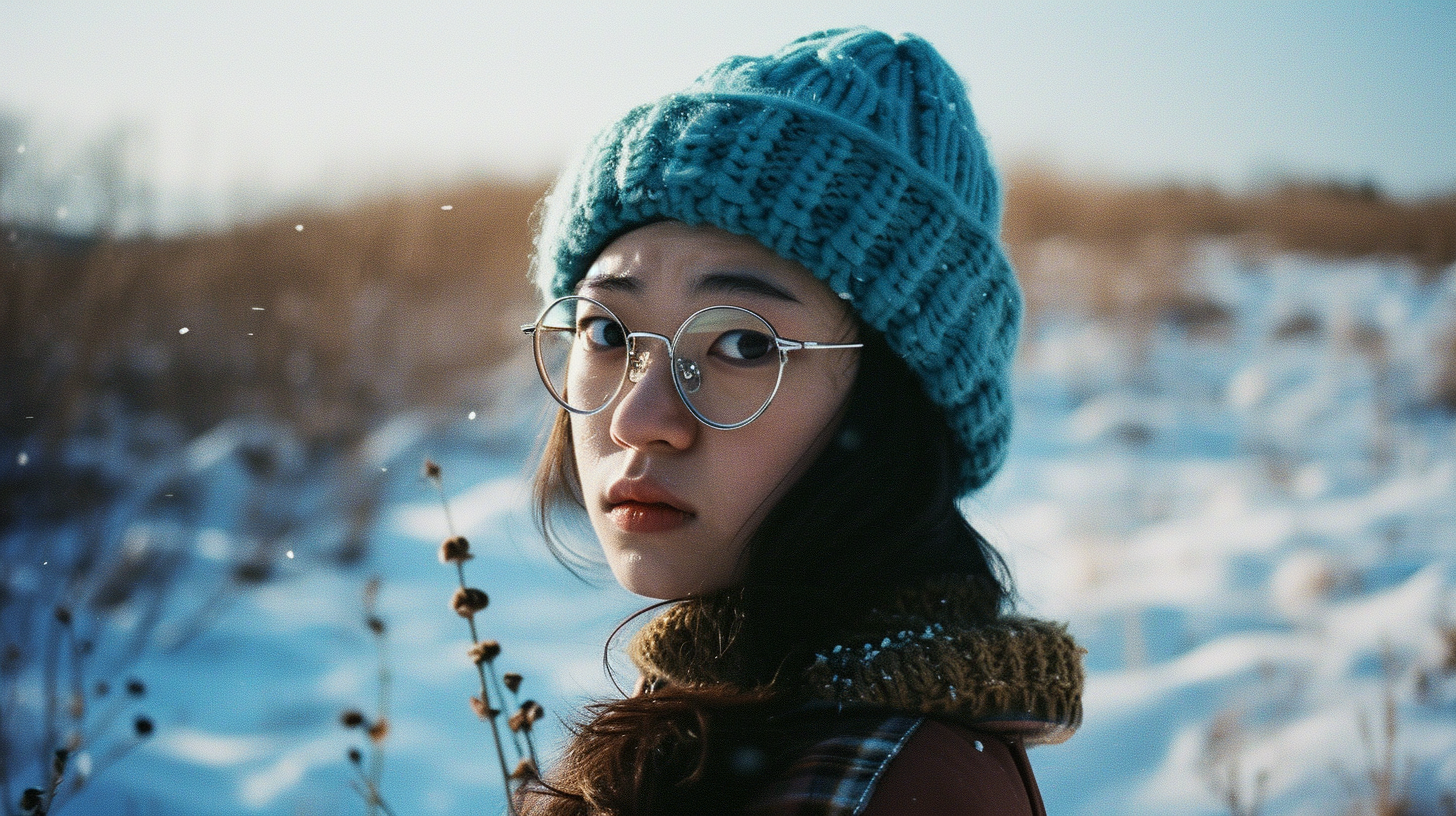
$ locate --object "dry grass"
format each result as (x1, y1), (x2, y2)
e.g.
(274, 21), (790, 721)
(429, 460), (541, 813)
(1201, 706), (1270, 816)
(4, 169), (1454, 441)
(998, 169), (1456, 406)
(1003, 168), (1456, 339)
(2, 181), (553, 812)
(1003, 168), (1456, 277)
(2, 179), (545, 445)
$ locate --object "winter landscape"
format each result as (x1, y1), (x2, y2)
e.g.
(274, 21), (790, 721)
(3, 170), (1454, 816)
(3, 6), (1455, 813)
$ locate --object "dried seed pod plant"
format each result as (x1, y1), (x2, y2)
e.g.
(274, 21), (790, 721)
(338, 577), (395, 816)
(5, 603), (156, 816)
(425, 460), (542, 814)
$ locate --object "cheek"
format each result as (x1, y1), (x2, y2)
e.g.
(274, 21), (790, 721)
(568, 415), (611, 490)
(778, 357), (857, 445)
(733, 363), (857, 510)
(571, 408), (617, 451)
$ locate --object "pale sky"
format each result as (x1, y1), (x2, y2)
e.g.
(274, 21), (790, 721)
(3, 0), (1454, 233)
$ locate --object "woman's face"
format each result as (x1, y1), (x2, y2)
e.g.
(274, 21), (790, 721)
(570, 221), (859, 599)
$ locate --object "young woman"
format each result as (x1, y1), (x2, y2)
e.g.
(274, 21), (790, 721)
(520, 28), (1083, 816)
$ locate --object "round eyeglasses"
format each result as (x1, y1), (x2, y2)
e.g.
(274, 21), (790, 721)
(521, 296), (863, 430)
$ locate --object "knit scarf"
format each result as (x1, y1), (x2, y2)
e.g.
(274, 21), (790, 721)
(627, 575), (1085, 746)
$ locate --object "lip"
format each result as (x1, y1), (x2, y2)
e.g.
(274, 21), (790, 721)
(604, 479), (695, 534)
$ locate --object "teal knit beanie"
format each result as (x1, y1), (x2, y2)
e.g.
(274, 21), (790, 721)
(533, 27), (1022, 495)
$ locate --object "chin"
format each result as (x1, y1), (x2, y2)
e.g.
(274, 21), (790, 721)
(606, 549), (732, 600)
(606, 549), (669, 599)
(614, 572), (688, 601)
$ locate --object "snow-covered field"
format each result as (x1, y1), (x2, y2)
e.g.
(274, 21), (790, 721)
(980, 246), (1456, 815)
(10, 243), (1456, 815)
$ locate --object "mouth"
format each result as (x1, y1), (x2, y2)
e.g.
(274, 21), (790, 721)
(604, 480), (694, 534)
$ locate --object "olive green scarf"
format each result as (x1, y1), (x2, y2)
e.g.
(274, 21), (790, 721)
(628, 575), (1085, 746)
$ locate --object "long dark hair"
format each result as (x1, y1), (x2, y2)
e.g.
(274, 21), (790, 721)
(522, 324), (1013, 815)
(719, 324), (1012, 683)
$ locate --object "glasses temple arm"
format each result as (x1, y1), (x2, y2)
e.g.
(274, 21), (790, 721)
(779, 339), (865, 352)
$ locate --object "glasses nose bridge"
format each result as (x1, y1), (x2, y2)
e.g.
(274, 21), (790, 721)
(623, 330), (674, 384)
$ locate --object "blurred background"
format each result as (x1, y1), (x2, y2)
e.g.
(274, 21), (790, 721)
(3, 2), (1455, 814)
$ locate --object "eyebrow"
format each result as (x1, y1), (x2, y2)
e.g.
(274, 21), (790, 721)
(693, 272), (800, 303)
(578, 271), (801, 303)
(577, 272), (639, 294)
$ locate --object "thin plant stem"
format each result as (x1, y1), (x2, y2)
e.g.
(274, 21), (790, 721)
(436, 483), (459, 544)
(432, 469), (520, 816)
(369, 652), (389, 816)
(486, 661), (523, 758)
(39, 747), (67, 816)
(363, 577), (391, 816)
(503, 686), (526, 759)
(349, 773), (399, 816)
(0, 698), (13, 816)
(79, 684), (128, 749)
(523, 728), (539, 773)
(47, 736), (141, 816)
(39, 618), (62, 816)
(65, 624), (85, 742)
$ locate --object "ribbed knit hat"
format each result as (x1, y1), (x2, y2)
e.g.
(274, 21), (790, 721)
(533, 27), (1021, 494)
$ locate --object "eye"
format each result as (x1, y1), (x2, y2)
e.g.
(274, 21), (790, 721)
(709, 329), (775, 364)
(578, 315), (626, 350)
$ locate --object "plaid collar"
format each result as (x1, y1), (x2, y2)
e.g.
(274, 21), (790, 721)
(746, 713), (923, 816)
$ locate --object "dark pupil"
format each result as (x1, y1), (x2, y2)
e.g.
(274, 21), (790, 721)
(733, 332), (771, 360)
(602, 322), (625, 347)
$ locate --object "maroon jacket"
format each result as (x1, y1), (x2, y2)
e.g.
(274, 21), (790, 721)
(747, 713), (1045, 816)
(863, 720), (1044, 816)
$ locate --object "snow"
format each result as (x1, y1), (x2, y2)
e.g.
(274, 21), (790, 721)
(155, 729), (275, 766)
(971, 244), (1456, 815)
(6, 242), (1455, 814)
(391, 476), (531, 543)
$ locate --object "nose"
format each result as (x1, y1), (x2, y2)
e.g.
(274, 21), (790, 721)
(609, 338), (698, 452)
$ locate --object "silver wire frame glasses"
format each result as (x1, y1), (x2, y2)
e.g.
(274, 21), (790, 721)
(521, 295), (864, 430)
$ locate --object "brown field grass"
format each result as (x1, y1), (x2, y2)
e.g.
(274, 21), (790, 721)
(1003, 168), (1456, 323)
(3, 179), (546, 444)
(1003, 169), (1456, 272)
(3, 170), (1454, 443)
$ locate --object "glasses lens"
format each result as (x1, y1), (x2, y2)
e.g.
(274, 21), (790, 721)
(673, 307), (783, 427)
(534, 297), (628, 414)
